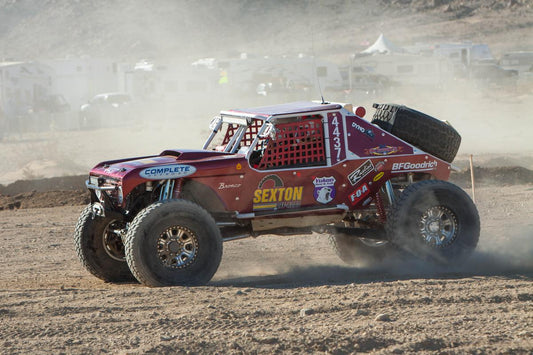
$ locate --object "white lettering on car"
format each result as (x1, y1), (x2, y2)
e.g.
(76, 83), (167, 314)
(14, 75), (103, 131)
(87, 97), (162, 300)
(139, 164), (197, 180)
(391, 160), (438, 172)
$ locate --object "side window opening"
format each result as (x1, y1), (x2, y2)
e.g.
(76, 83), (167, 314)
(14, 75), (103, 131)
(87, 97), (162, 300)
(207, 118), (265, 152)
(257, 116), (326, 170)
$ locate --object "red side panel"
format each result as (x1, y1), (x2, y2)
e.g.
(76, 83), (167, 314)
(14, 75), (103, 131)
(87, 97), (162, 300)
(345, 115), (413, 157)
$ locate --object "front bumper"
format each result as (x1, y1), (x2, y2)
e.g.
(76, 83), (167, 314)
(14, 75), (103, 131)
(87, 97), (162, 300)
(86, 178), (123, 206)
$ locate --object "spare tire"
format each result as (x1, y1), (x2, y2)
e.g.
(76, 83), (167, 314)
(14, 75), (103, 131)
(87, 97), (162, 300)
(371, 103), (461, 163)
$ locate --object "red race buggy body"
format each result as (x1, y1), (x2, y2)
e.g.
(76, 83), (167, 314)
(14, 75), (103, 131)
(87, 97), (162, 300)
(75, 101), (479, 286)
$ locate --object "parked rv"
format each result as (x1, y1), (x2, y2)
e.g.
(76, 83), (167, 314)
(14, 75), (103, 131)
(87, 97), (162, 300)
(500, 51), (533, 73)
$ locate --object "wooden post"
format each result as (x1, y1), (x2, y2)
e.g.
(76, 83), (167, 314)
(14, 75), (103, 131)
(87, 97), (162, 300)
(469, 154), (476, 203)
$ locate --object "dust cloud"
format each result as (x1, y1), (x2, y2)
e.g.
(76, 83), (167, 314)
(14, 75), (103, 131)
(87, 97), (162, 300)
(214, 226), (533, 288)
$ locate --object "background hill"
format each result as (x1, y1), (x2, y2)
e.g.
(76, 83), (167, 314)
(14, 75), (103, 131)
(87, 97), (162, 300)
(0, 0), (532, 185)
(1, 0), (532, 63)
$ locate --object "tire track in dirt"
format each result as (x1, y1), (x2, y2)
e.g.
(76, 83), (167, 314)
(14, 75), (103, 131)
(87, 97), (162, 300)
(0, 186), (532, 353)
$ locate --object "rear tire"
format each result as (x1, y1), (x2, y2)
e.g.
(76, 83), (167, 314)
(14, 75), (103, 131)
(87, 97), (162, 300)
(125, 199), (223, 287)
(386, 180), (479, 264)
(74, 204), (135, 282)
(371, 103), (461, 163)
(329, 233), (396, 265)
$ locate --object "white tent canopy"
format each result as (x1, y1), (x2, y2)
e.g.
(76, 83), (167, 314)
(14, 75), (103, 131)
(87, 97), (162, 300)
(361, 34), (404, 54)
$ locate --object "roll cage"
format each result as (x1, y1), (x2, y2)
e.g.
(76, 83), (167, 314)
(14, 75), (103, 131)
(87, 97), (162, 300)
(202, 111), (327, 170)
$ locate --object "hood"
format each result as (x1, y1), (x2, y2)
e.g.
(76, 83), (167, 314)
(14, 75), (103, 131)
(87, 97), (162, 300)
(90, 149), (234, 180)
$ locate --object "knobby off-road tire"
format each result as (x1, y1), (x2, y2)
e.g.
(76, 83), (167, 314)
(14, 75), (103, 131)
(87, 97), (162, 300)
(386, 180), (479, 264)
(329, 233), (397, 265)
(125, 199), (223, 287)
(371, 103), (461, 163)
(74, 204), (135, 282)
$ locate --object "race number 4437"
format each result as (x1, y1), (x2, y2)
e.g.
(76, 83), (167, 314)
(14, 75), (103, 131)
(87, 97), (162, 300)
(328, 112), (345, 164)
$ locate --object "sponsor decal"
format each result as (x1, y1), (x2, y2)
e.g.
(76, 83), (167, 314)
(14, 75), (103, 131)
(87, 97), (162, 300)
(218, 182), (242, 190)
(373, 172), (385, 182)
(365, 145), (403, 156)
(253, 174), (303, 210)
(375, 161), (386, 172)
(140, 164), (196, 180)
(392, 160), (438, 173)
(349, 183), (370, 206)
(348, 160), (374, 186)
(351, 122), (375, 139)
(313, 176), (336, 204)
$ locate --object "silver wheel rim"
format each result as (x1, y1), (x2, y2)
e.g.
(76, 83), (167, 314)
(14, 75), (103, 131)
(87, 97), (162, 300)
(157, 226), (198, 268)
(419, 206), (458, 247)
(103, 220), (126, 261)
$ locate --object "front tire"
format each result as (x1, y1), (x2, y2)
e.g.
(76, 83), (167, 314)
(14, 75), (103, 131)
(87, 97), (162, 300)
(125, 200), (223, 287)
(386, 180), (479, 264)
(74, 204), (135, 282)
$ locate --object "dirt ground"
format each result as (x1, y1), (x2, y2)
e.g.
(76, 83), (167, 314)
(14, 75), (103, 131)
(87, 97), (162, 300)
(0, 181), (532, 354)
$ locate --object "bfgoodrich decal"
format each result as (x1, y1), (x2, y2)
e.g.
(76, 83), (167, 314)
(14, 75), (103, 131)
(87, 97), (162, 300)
(392, 160), (438, 173)
(140, 164), (196, 179)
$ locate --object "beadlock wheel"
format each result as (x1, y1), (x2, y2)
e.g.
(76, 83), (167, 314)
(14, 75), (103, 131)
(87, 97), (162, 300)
(386, 180), (480, 263)
(103, 220), (127, 261)
(74, 204), (135, 282)
(125, 199), (223, 287)
(157, 226), (199, 268)
(419, 206), (458, 247)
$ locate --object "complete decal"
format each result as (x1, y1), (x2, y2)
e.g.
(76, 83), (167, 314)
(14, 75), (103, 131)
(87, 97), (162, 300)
(140, 164), (196, 180)
(348, 160), (374, 186)
(313, 176), (336, 204)
(253, 175), (303, 210)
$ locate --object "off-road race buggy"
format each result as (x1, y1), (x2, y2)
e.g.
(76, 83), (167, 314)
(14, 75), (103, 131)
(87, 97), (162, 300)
(74, 101), (480, 286)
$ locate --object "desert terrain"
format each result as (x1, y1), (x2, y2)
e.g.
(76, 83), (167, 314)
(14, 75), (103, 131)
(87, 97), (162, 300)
(0, 182), (532, 354)
(1, 0), (533, 354)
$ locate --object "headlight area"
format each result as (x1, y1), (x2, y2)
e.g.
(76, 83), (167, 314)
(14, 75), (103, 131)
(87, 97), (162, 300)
(86, 175), (123, 207)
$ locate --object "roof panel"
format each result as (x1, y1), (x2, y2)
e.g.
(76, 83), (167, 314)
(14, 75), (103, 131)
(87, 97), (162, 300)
(222, 101), (342, 118)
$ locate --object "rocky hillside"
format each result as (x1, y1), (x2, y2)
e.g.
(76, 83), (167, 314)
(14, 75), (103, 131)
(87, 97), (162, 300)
(0, 0), (532, 63)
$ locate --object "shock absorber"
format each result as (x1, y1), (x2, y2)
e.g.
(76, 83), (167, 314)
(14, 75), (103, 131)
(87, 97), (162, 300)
(159, 179), (175, 200)
(375, 190), (387, 223)
(173, 178), (183, 199)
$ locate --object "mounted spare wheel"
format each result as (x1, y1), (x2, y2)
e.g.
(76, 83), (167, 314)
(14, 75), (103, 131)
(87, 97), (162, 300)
(371, 103), (461, 163)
